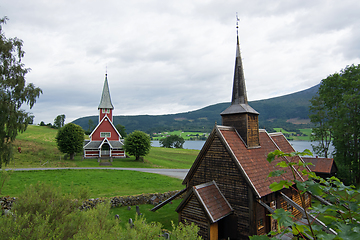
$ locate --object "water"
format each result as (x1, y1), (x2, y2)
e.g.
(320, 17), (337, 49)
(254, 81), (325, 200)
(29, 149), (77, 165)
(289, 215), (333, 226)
(151, 140), (205, 150)
(152, 140), (334, 156)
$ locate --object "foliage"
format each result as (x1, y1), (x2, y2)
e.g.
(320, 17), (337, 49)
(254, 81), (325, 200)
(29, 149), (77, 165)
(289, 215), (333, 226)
(0, 17), (42, 168)
(115, 123), (127, 138)
(0, 182), (117, 239)
(0, 169), (12, 195)
(0, 183), (201, 239)
(110, 199), (183, 230)
(160, 134), (185, 148)
(309, 95), (332, 158)
(124, 130), (151, 161)
(85, 118), (95, 135)
(170, 220), (202, 240)
(310, 64), (360, 184)
(55, 123), (84, 160)
(53, 114), (66, 129)
(250, 149), (360, 240)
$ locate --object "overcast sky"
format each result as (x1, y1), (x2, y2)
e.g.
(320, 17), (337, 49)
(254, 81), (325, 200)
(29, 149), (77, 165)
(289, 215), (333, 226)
(1, 0), (360, 124)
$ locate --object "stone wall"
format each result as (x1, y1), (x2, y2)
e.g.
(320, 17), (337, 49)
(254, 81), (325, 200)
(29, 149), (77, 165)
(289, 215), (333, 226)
(1, 190), (184, 212)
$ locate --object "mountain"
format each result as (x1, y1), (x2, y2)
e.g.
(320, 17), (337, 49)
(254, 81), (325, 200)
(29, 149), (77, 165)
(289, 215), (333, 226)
(73, 84), (319, 134)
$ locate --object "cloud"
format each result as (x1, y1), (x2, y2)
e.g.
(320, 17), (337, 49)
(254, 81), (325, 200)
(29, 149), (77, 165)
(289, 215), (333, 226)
(1, 0), (359, 125)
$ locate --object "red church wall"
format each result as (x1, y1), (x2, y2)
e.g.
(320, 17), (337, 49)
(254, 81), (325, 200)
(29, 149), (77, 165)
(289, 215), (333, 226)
(84, 150), (99, 158)
(92, 118), (119, 141)
(99, 109), (113, 122)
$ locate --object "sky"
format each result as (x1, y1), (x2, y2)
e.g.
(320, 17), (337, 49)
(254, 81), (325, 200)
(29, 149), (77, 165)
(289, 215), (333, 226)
(1, 0), (360, 125)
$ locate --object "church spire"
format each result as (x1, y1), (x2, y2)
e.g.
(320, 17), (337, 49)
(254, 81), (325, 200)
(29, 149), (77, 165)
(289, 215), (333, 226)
(220, 25), (258, 116)
(98, 73), (114, 110)
(231, 33), (248, 105)
(220, 17), (260, 148)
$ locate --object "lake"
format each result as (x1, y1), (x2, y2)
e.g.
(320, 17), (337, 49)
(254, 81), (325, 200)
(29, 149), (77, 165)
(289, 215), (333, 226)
(151, 140), (334, 156)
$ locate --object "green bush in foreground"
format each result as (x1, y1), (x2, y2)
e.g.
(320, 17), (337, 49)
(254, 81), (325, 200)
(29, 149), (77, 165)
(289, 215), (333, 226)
(0, 182), (201, 239)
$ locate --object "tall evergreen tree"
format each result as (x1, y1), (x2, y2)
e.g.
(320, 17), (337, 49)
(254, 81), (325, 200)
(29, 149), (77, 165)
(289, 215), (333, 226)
(0, 17), (42, 168)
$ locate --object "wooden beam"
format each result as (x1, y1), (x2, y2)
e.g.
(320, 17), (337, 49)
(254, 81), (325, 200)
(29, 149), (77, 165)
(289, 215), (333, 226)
(151, 188), (187, 212)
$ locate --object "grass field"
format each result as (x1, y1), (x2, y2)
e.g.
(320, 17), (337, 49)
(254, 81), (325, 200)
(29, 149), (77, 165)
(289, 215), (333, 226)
(273, 128), (312, 141)
(11, 125), (198, 169)
(2, 125), (192, 230)
(1, 169), (183, 198)
(151, 130), (209, 140)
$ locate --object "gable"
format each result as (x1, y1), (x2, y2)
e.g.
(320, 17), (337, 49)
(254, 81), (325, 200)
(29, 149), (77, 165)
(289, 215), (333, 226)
(90, 115), (121, 141)
(177, 193), (210, 239)
(193, 181), (233, 223)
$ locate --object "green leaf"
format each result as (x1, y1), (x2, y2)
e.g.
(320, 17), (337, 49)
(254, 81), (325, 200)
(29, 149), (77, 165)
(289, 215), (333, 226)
(269, 180), (292, 192)
(271, 208), (294, 228)
(276, 161), (289, 168)
(268, 170), (286, 178)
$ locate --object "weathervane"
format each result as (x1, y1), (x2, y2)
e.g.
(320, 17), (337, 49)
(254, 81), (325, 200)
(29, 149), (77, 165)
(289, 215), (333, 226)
(236, 12), (240, 35)
(106, 66), (108, 76)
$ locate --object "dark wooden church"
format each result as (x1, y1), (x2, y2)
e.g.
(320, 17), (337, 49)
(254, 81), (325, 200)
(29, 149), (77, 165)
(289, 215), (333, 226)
(175, 34), (311, 239)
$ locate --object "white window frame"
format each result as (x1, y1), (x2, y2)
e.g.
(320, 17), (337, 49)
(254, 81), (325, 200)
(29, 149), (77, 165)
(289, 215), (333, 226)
(102, 109), (110, 113)
(100, 132), (111, 138)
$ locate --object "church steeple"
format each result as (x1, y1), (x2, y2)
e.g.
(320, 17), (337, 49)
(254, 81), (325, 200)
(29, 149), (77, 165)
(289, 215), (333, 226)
(232, 35), (247, 105)
(98, 74), (114, 110)
(98, 74), (114, 122)
(221, 24), (260, 148)
(221, 33), (258, 116)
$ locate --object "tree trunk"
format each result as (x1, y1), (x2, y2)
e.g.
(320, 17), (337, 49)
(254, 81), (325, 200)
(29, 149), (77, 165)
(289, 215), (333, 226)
(70, 153), (75, 160)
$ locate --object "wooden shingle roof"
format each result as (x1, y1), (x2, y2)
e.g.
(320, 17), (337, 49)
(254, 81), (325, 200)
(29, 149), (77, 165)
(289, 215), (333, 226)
(184, 125), (307, 198)
(302, 157), (337, 174)
(176, 181), (233, 223)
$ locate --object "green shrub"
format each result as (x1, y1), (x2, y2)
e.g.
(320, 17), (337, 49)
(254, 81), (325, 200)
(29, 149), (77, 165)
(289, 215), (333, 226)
(170, 220), (202, 240)
(0, 182), (201, 239)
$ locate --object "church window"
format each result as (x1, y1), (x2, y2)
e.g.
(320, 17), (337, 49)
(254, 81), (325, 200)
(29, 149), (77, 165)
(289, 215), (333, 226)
(102, 109), (110, 113)
(100, 132), (111, 138)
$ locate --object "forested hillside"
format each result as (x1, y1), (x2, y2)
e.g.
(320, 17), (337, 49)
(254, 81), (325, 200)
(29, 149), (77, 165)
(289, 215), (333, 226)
(73, 84), (319, 134)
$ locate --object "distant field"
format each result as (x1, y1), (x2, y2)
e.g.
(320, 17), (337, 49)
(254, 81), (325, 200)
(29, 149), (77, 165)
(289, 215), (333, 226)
(151, 130), (209, 140)
(273, 128), (311, 141)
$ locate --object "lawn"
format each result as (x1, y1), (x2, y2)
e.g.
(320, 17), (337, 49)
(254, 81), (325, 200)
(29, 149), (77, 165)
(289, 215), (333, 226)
(3, 125), (191, 231)
(10, 125), (198, 169)
(1, 169), (183, 198)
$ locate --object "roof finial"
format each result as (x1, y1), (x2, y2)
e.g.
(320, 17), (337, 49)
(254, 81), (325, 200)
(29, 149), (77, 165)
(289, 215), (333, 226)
(236, 12), (239, 36)
(105, 66), (108, 77)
